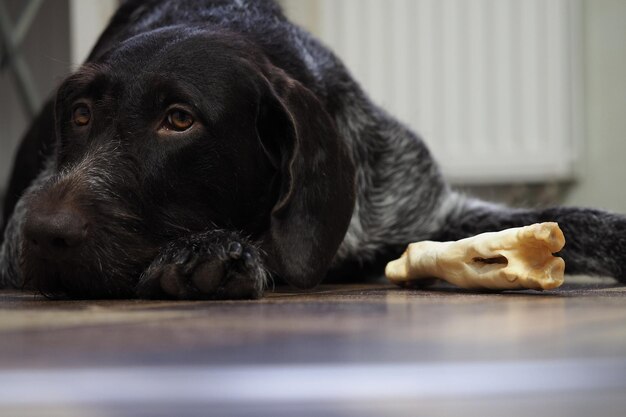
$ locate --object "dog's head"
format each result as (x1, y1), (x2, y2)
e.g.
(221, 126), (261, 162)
(20, 27), (356, 298)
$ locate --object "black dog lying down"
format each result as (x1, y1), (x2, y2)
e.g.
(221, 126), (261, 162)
(1, 0), (624, 299)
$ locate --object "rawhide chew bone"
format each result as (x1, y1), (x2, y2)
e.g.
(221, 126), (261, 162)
(385, 222), (566, 291)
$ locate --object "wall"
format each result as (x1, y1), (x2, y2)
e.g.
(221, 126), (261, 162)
(69, 0), (118, 65)
(564, 0), (626, 213)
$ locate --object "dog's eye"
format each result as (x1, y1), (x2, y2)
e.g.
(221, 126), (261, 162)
(72, 104), (91, 127)
(165, 109), (194, 132)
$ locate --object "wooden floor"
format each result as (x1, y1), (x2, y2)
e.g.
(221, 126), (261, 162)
(1, 276), (626, 416)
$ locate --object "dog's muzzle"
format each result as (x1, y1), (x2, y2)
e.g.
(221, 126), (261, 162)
(23, 204), (89, 262)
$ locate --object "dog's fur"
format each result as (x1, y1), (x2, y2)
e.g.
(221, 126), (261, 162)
(1, 0), (625, 299)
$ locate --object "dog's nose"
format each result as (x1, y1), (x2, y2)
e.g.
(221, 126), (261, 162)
(24, 209), (89, 259)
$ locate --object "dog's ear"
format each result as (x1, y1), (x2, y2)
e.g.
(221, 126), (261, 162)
(257, 69), (356, 289)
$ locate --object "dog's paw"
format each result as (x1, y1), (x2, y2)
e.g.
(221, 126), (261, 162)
(136, 231), (266, 300)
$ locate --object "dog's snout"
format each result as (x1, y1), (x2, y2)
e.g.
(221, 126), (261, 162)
(24, 209), (88, 259)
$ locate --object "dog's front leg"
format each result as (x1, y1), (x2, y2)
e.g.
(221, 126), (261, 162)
(136, 230), (267, 300)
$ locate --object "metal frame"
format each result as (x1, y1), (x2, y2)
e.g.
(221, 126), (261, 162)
(0, 0), (44, 117)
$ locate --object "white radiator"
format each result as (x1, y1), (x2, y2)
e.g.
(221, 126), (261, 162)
(317, 0), (583, 183)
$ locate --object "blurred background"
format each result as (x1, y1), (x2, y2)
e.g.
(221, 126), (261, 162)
(1, 0), (625, 215)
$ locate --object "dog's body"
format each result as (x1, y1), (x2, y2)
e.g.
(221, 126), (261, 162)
(1, 0), (625, 299)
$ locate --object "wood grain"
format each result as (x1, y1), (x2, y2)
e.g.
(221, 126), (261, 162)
(1, 276), (625, 416)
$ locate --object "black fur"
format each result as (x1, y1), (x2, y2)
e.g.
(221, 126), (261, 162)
(1, 0), (625, 299)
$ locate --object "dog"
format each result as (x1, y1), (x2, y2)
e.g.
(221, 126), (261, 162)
(1, 0), (625, 299)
